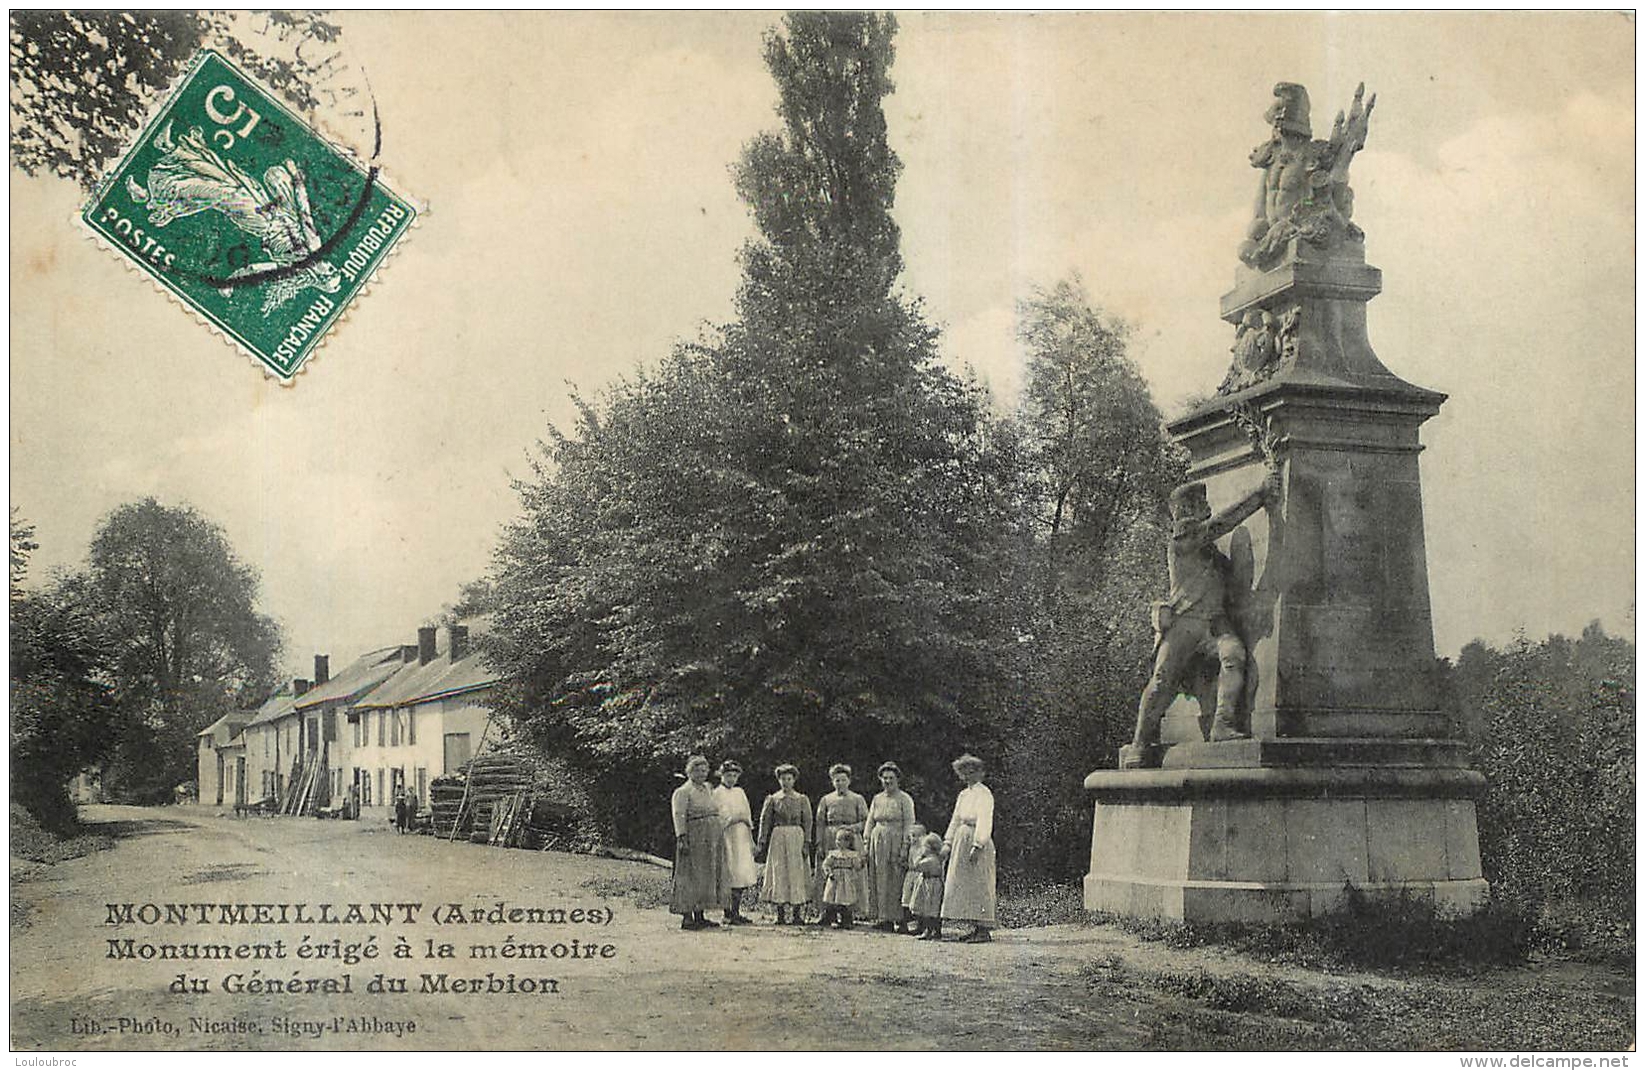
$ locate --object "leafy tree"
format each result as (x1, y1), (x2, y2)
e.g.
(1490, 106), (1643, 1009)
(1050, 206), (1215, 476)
(10, 11), (343, 189)
(10, 508), (39, 589)
(86, 498), (282, 801)
(1017, 278), (1178, 572)
(998, 278), (1182, 876)
(491, 13), (1019, 848)
(10, 513), (116, 830)
(1450, 625), (1635, 909)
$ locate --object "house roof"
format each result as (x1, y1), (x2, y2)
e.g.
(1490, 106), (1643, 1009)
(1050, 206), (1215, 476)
(293, 646), (406, 711)
(353, 631), (499, 711)
(196, 713), (252, 746)
(245, 685), (301, 729)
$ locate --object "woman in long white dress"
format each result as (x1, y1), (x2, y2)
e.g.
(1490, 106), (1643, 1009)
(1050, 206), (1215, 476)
(713, 760), (757, 925)
(940, 753), (996, 943)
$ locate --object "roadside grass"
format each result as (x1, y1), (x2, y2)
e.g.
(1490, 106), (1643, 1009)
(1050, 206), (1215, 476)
(1524, 896), (1636, 969)
(1093, 885), (1549, 971)
(584, 869), (673, 911)
(1080, 954), (1365, 1048)
(9, 803), (114, 866)
(1080, 949), (1634, 1050)
(997, 872), (1089, 928)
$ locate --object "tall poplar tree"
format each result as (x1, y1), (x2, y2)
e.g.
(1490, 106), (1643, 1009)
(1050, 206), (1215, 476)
(492, 14), (1017, 845)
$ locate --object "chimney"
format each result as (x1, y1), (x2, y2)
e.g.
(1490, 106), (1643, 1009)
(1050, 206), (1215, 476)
(314, 654), (330, 685)
(293, 678), (311, 697)
(401, 643), (419, 664)
(448, 624), (470, 662)
(418, 626), (437, 666)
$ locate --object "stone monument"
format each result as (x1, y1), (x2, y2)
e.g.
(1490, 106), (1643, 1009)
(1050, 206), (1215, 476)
(1083, 83), (1487, 923)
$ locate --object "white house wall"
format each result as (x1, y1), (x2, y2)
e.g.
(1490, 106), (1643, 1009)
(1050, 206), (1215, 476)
(351, 689), (496, 815)
(197, 739), (222, 806)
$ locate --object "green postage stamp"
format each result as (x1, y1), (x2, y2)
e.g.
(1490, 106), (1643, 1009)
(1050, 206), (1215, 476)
(81, 50), (417, 381)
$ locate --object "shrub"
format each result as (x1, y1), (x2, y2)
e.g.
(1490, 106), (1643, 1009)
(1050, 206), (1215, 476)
(1097, 884), (1536, 971)
(1451, 626), (1635, 910)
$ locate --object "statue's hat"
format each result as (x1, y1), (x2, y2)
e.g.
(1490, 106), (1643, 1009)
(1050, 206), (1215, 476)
(1265, 83), (1312, 137)
(1170, 482), (1211, 518)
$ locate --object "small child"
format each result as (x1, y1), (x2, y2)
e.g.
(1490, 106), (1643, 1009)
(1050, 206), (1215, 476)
(898, 823), (928, 935)
(820, 827), (863, 929)
(910, 832), (947, 941)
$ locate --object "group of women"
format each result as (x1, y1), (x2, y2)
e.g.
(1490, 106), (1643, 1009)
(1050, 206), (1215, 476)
(669, 752), (997, 943)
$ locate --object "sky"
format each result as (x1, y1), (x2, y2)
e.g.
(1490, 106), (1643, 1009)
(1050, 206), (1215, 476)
(9, 11), (1635, 679)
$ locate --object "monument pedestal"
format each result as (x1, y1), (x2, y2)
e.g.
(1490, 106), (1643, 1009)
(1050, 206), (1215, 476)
(1084, 234), (1486, 923)
(1083, 765), (1486, 923)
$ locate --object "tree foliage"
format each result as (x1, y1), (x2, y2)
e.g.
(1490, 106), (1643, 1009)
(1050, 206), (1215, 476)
(10, 513), (117, 830)
(490, 14), (1021, 847)
(86, 498), (282, 802)
(998, 279), (1183, 876)
(10, 11), (342, 189)
(1449, 624), (1635, 908)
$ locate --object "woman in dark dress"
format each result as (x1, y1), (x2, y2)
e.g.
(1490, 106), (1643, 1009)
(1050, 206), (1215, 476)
(670, 754), (727, 930)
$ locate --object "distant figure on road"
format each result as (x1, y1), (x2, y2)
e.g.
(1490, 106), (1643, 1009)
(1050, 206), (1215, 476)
(392, 787), (407, 834)
(398, 785), (415, 833)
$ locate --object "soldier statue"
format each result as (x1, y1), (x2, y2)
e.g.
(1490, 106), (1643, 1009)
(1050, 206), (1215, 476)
(1124, 465), (1282, 768)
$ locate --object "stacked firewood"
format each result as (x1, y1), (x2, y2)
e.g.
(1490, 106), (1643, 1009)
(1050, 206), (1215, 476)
(464, 754), (535, 798)
(524, 797), (587, 851)
(428, 777), (468, 838)
(425, 751), (599, 851)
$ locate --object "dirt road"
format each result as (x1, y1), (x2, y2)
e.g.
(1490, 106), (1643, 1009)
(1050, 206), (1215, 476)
(9, 806), (1633, 1051)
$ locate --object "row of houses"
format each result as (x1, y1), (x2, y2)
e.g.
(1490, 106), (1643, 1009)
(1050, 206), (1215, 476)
(196, 623), (496, 820)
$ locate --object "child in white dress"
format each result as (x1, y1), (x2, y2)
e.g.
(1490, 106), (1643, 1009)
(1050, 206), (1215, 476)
(910, 832), (947, 940)
(820, 828), (863, 929)
(898, 823), (928, 935)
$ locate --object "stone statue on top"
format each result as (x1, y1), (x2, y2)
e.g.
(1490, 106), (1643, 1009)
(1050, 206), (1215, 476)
(1238, 82), (1376, 271)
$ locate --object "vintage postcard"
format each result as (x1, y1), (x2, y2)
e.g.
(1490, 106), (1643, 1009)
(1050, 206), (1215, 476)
(8, 11), (1634, 1057)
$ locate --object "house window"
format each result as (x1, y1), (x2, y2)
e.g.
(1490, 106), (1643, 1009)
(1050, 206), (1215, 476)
(408, 710), (416, 745)
(390, 710), (400, 747)
(377, 712), (386, 748)
(443, 733), (472, 775)
(323, 710), (337, 743)
(376, 768), (384, 805)
(416, 767), (427, 809)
